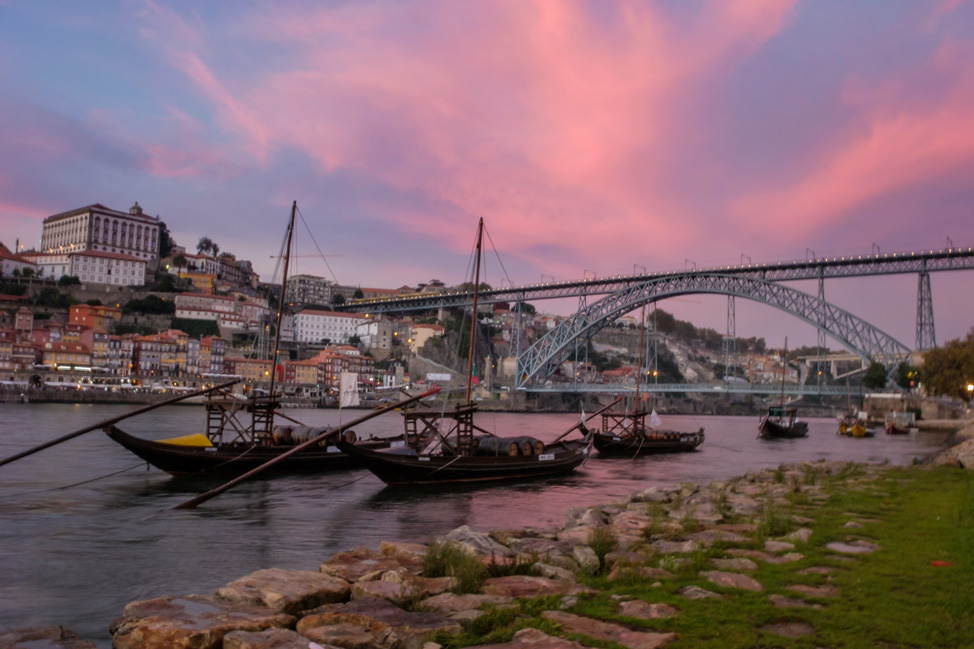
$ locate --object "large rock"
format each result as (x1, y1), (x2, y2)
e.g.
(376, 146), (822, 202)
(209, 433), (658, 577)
(320, 548), (422, 582)
(542, 611), (675, 649)
(0, 626), (96, 649)
(472, 627), (588, 649)
(222, 627), (315, 649)
(109, 594), (295, 649)
(297, 597), (461, 649)
(445, 526), (515, 558)
(700, 571), (763, 592)
(930, 438), (974, 469)
(481, 576), (577, 598)
(217, 568), (351, 614)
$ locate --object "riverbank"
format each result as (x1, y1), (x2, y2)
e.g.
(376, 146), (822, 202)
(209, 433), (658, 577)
(3, 455), (970, 649)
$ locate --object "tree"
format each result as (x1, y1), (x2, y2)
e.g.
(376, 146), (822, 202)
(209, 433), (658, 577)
(895, 362), (921, 391)
(57, 275), (81, 286)
(862, 361), (889, 390)
(921, 332), (974, 399)
(511, 302), (536, 315)
(197, 236), (214, 255)
(158, 220), (175, 258)
(353, 288), (364, 299)
(172, 254), (187, 274)
(332, 294), (345, 305)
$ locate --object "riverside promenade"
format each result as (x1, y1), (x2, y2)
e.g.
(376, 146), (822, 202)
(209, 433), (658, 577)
(2, 427), (972, 649)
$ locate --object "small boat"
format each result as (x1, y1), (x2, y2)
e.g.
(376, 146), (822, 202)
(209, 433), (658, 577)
(337, 218), (592, 486)
(102, 202), (413, 477)
(759, 406), (809, 439)
(759, 338), (807, 439)
(837, 410), (873, 437)
(593, 408), (704, 456)
(885, 411), (916, 435)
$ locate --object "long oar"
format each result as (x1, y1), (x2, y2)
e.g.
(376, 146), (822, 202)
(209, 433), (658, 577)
(173, 386), (442, 510)
(552, 397), (623, 443)
(0, 379), (242, 469)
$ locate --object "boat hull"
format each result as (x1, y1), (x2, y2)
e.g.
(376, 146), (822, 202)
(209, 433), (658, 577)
(104, 425), (386, 477)
(759, 418), (808, 439)
(336, 437), (593, 486)
(885, 423), (911, 435)
(593, 429), (704, 456)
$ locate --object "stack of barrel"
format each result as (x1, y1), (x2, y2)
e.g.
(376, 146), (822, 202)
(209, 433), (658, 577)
(473, 435), (545, 456)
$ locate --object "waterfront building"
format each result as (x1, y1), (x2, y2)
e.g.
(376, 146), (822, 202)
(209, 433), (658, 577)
(69, 304), (121, 332)
(174, 292), (269, 332)
(223, 357), (272, 383)
(199, 336), (226, 376)
(39, 342), (92, 371)
(282, 308), (369, 345)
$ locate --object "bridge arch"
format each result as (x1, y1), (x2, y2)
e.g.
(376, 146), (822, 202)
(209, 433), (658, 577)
(515, 273), (911, 388)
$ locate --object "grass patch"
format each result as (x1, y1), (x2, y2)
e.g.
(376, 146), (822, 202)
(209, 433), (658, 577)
(433, 464), (974, 649)
(422, 540), (486, 594)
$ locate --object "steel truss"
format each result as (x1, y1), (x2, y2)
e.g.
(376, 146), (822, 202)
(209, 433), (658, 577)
(515, 273), (911, 389)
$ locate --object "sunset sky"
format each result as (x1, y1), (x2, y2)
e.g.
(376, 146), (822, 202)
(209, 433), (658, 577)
(2, 1), (973, 351)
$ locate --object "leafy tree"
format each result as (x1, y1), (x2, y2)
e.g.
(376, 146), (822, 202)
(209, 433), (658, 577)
(921, 332), (974, 399)
(158, 220), (175, 258)
(34, 288), (74, 308)
(332, 294), (345, 305)
(349, 334), (362, 345)
(57, 275), (81, 286)
(511, 302), (536, 315)
(197, 236), (214, 255)
(353, 288), (364, 299)
(171, 317), (220, 338)
(863, 361), (889, 390)
(85, 299), (102, 306)
(123, 294), (175, 315)
(895, 361), (921, 390)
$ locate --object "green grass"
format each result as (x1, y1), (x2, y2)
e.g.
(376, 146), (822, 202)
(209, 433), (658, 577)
(430, 465), (974, 649)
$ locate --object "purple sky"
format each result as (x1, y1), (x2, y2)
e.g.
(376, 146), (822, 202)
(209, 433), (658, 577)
(2, 1), (973, 350)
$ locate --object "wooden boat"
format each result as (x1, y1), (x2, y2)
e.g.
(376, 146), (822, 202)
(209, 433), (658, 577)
(837, 410), (873, 437)
(337, 218), (592, 486)
(885, 411), (915, 435)
(591, 300), (703, 457)
(102, 202), (406, 477)
(592, 408), (704, 456)
(103, 393), (412, 476)
(759, 406), (808, 439)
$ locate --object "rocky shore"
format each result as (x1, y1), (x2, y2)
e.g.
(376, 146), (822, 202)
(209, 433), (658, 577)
(3, 430), (972, 649)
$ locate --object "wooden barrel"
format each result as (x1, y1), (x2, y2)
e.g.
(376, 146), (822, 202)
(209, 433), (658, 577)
(474, 436), (519, 456)
(510, 436), (545, 455)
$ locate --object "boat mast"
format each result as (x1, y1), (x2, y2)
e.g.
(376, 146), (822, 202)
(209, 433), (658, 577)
(635, 301), (646, 410)
(464, 218), (484, 405)
(267, 200), (297, 401)
(779, 336), (788, 412)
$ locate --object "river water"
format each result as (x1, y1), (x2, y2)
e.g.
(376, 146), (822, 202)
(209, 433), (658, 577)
(0, 403), (950, 647)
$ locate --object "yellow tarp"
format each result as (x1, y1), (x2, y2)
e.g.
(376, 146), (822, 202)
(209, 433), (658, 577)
(159, 433), (214, 447)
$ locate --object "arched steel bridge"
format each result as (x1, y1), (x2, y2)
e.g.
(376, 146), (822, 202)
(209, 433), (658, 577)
(340, 245), (973, 389)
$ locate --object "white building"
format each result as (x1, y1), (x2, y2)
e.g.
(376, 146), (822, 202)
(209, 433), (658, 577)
(283, 309), (369, 344)
(25, 249), (148, 286)
(39, 202), (159, 266)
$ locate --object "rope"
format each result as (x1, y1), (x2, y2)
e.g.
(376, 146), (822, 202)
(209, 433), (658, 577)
(0, 462), (147, 500)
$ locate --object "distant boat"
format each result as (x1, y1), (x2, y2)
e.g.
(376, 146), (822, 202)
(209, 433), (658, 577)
(593, 408), (704, 456)
(591, 301), (703, 457)
(759, 338), (807, 440)
(338, 218), (593, 486)
(838, 410), (873, 437)
(885, 411), (916, 435)
(759, 406), (809, 439)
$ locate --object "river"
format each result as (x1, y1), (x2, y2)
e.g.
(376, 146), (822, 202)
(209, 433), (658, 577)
(0, 402), (950, 647)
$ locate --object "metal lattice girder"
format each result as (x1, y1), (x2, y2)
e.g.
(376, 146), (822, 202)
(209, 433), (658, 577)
(515, 273), (912, 388)
(346, 246), (974, 315)
(916, 269), (936, 350)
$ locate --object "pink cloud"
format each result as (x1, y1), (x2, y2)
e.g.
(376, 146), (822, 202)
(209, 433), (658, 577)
(732, 41), (974, 238)
(188, 1), (795, 273)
